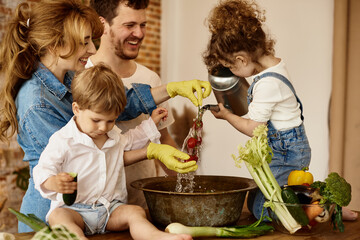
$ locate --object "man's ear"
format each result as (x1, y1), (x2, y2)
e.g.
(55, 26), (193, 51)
(99, 16), (109, 35)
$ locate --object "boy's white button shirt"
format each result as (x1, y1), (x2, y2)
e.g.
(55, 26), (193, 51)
(33, 116), (160, 221)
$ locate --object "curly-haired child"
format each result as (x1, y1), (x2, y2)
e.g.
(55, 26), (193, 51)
(203, 0), (357, 221)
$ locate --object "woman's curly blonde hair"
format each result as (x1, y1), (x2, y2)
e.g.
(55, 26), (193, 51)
(203, 0), (275, 72)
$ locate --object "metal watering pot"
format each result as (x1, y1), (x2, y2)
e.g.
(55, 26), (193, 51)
(207, 67), (249, 116)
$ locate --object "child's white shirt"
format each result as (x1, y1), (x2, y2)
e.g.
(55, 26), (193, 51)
(247, 60), (303, 130)
(33, 116), (161, 221)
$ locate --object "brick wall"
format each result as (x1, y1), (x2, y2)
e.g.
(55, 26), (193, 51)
(0, 0), (161, 233)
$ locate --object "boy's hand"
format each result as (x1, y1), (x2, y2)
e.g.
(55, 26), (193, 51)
(166, 79), (212, 106)
(151, 107), (168, 125)
(147, 142), (198, 173)
(45, 172), (77, 194)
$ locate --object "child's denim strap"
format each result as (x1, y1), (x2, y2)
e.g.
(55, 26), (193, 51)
(247, 72), (304, 120)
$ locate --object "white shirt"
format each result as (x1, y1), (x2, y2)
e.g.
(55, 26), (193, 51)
(247, 60), (302, 130)
(33, 117), (160, 221)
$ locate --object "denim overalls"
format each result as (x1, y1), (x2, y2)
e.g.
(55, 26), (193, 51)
(246, 72), (311, 219)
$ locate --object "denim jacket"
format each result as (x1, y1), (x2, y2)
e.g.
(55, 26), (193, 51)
(15, 63), (156, 167)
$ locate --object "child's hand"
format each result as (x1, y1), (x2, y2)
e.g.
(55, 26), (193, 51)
(151, 107), (168, 125)
(210, 103), (232, 120)
(53, 172), (77, 194)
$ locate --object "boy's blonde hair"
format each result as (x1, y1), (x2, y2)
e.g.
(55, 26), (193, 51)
(72, 63), (127, 116)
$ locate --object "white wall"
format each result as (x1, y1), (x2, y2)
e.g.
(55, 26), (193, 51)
(161, 0), (334, 181)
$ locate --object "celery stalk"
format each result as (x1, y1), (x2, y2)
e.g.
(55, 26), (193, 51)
(233, 125), (302, 234)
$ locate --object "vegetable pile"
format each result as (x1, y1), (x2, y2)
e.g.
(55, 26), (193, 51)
(232, 124), (302, 234)
(232, 124), (352, 234)
(8, 208), (80, 240)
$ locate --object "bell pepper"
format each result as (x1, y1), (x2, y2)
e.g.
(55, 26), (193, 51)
(288, 167), (314, 186)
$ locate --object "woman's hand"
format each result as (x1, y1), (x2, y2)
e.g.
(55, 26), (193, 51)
(166, 79), (212, 106)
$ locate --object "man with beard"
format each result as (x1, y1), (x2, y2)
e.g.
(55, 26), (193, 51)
(87, 0), (179, 209)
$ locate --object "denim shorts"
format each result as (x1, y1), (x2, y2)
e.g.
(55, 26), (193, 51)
(247, 122), (311, 220)
(61, 200), (124, 235)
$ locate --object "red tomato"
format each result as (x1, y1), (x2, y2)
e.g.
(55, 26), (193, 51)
(302, 183), (310, 187)
(183, 155), (198, 162)
(197, 137), (202, 145)
(187, 137), (197, 148)
(189, 155), (198, 161)
(193, 120), (203, 129)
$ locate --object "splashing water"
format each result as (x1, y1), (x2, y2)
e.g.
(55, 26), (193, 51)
(175, 106), (206, 192)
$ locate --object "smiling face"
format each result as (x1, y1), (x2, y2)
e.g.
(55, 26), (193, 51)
(57, 24), (97, 72)
(108, 2), (147, 60)
(72, 102), (118, 141)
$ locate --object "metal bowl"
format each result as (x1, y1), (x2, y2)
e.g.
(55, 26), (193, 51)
(131, 175), (257, 227)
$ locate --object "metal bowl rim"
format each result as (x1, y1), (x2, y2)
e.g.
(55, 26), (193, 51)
(130, 175), (258, 196)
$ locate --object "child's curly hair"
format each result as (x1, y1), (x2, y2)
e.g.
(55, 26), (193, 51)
(203, 0), (275, 72)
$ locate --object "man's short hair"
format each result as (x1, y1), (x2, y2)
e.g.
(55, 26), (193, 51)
(90, 0), (149, 25)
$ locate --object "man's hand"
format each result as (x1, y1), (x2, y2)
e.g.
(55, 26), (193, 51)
(166, 79), (212, 106)
(147, 142), (198, 173)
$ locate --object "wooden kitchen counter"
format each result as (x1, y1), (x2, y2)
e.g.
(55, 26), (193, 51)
(13, 210), (360, 240)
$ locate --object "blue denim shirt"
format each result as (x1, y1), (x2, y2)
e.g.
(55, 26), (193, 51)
(15, 63), (156, 167)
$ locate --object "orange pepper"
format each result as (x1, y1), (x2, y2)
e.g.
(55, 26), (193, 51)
(287, 167), (314, 186)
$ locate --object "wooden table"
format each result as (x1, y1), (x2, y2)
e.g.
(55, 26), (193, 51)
(13, 210), (360, 240)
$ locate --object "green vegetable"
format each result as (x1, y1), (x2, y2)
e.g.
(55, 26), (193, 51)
(281, 187), (309, 226)
(63, 172), (78, 206)
(165, 222), (274, 238)
(8, 207), (47, 232)
(311, 172), (351, 232)
(232, 124), (301, 234)
(8, 207), (80, 240)
(311, 172), (351, 207)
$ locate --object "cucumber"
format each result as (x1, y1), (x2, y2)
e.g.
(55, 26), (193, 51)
(63, 172), (77, 206)
(281, 187), (309, 226)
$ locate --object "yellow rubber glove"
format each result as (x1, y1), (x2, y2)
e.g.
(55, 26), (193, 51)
(166, 79), (212, 106)
(147, 142), (198, 174)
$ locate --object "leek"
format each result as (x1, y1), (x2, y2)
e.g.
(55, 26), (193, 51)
(232, 124), (301, 234)
(165, 222), (274, 238)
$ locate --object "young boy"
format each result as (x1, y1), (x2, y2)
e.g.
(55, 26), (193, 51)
(33, 63), (194, 240)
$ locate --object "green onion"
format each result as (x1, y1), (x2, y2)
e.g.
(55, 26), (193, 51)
(165, 222), (274, 238)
